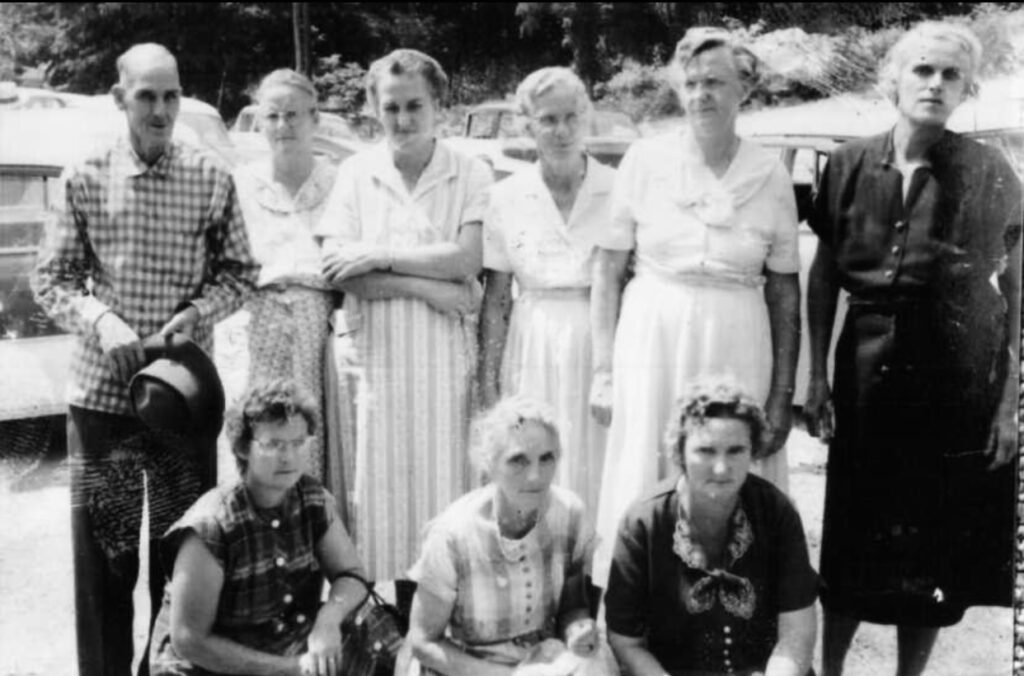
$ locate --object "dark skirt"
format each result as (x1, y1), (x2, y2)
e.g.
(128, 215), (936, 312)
(819, 297), (1016, 627)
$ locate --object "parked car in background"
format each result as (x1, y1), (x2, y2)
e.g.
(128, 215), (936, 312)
(228, 104), (370, 166)
(451, 100), (642, 170)
(0, 82), (93, 110)
(736, 88), (1024, 407)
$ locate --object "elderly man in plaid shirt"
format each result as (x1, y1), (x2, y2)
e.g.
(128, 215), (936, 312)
(32, 43), (259, 676)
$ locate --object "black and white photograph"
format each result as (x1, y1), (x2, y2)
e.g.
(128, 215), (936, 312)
(0, 3), (1022, 675)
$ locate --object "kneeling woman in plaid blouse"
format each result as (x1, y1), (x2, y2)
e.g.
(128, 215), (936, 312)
(405, 396), (618, 676)
(150, 379), (367, 676)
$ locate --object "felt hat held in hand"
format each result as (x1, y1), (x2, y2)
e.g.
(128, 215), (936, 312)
(129, 333), (225, 440)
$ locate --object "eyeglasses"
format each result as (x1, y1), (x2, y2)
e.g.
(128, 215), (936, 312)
(252, 436), (312, 455)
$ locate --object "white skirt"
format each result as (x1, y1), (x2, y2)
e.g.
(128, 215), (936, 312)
(592, 271), (788, 585)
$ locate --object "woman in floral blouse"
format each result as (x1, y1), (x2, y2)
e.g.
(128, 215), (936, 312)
(605, 380), (817, 676)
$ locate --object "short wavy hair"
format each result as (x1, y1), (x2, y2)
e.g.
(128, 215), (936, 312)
(225, 378), (318, 474)
(255, 68), (318, 107)
(366, 48), (449, 113)
(664, 378), (769, 465)
(470, 395), (562, 477)
(668, 26), (761, 91)
(877, 21), (983, 103)
(515, 66), (593, 118)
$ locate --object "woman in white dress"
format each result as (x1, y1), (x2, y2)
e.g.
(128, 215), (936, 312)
(319, 49), (493, 595)
(479, 67), (616, 512)
(233, 69), (338, 483)
(589, 28), (801, 584)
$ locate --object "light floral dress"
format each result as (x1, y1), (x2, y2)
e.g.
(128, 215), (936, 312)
(318, 141), (492, 580)
(482, 159), (616, 512)
(234, 158), (338, 481)
(592, 130), (800, 585)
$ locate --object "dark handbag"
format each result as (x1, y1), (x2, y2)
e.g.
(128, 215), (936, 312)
(337, 573), (407, 676)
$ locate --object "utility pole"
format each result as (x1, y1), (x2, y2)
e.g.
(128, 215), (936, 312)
(292, 2), (310, 76)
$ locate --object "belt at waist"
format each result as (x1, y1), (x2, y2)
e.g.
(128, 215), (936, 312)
(518, 287), (589, 300)
(635, 261), (763, 290)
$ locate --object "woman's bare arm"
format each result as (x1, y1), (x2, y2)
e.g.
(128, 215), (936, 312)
(478, 270), (515, 408)
(764, 605), (816, 676)
(169, 535), (301, 676)
(406, 586), (513, 676)
(607, 631), (670, 676)
(589, 248), (630, 426)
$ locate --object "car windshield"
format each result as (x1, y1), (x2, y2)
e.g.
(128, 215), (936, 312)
(180, 112), (233, 150)
(591, 111), (639, 139)
(467, 109), (527, 139)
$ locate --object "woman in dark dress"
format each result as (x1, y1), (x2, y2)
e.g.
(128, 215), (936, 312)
(804, 21), (1022, 676)
(606, 380), (818, 676)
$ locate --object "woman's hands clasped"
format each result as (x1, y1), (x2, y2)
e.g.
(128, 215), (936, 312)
(322, 243), (387, 284)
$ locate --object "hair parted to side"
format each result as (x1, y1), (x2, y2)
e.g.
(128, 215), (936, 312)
(877, 20), (983, 103)
(116, 43), (178, 86)
(515, 66), (593, 118)
(225, 378), (318, 474)
(470, 395), (562, 478)
(255, 68), (318, 107)
(365, 48), (449, 113)
(668, 26), (761, 90)
(665, 378), (769, 464)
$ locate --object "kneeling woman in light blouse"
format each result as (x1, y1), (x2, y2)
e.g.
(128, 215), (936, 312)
(606, 381), (817, 676)
(406, 396), (618, 676)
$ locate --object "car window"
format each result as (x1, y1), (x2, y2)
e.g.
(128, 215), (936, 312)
(591, 111), (639, 139)
(180, 112), (233, 149)
(0, 174), (50, 210)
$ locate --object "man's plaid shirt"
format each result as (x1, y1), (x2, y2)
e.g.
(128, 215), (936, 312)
(32, 137), (260, 415)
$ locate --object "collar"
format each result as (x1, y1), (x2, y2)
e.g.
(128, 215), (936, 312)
(111, 136), (178, 179)
(243, 157), (336, 213)
(369, 139), (458, 198)
(875, 127), (958, 169)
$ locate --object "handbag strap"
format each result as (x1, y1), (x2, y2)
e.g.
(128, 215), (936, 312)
(332, 571), (406, 627)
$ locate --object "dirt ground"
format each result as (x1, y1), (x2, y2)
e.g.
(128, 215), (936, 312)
(0, 311), (1013, 675)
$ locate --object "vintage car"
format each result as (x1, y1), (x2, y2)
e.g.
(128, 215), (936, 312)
(449, 100), (641, 170)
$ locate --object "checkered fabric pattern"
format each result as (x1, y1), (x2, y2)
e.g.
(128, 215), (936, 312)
(32, 138), (259, 414)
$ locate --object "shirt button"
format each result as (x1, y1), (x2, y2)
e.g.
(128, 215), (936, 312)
(297, 614), (307, 624)
(884, 270), (895, 279)
(894, 220), (907, 231)
(275, 621), (286, 634)
(526, 606), (532, 613)
(271, 519), (280, 528)
(881, 365), (891, 374)
(276, 557), (286, 567)
(723, 626), (731, 634)
(891, 245), (901, 255)
(725, 637), (732, 645)
(284, 594), (293, 604)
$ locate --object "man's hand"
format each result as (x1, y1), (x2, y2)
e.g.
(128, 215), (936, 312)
(322, 244), (385, 284)
(159, 305), (200, 338)
(589, 372), (613, 427)
(96, 312), (144, 383)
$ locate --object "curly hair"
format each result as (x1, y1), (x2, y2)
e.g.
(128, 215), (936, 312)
(470, 395), (562, 478)
(514, 66), (593, 119)
(877, 21), (982, 104)
(668, 26), (761, 92)
(664, 378), (769, 466)
(225, 378), (318, 474)
(366, 48), (449, 114)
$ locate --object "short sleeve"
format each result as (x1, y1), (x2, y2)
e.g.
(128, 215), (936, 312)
(482, 186), (513, 273)
(316, 155), (363, 244)
(160, 495), (228, 573)
(773, 496), (819, 612)
(765, 164), (801, 274)
(603, 512), (650, 637)
(312, 486), (339, 543)
(460, 156), (495, 228)
(408, 521), (459, 604)
(597, 142), (641, 251)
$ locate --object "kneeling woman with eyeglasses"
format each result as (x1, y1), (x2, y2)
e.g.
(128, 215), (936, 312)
(405, 396), (618, 676)
(605, 381), (818, 676)
(150, 379), (368, 676)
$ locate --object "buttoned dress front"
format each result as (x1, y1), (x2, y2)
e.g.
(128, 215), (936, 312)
(483, 159), (616, 511)
(319, 141), (493, 580)
(150, 475), (338, 675)
(409, 484), (616, 675)
(234, 158), (339, 482)
(592, 131), (800, 585)
(810, 131), (1022, 625)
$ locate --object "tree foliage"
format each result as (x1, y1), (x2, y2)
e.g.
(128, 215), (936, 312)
(1, 2), (1019, 121)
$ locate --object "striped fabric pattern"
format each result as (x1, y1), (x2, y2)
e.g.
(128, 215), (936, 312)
(320, 142), (493, 581)
(32, 137), (259, 415)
